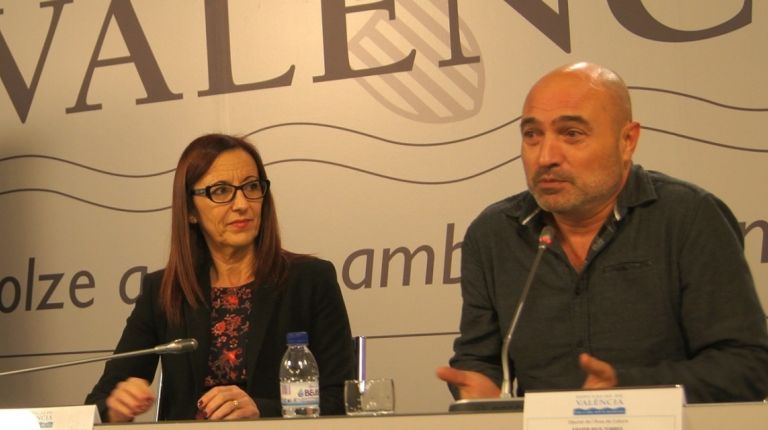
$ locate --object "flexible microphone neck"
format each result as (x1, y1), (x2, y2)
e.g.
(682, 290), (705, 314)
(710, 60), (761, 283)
(0, 338), (198, 377)
(153, 338), (198, 354)
(500, 226), (555, 398)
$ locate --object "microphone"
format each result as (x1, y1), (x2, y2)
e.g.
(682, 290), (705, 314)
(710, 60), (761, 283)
(0, 338), (198, 377)
(449, 226), (555, 412)
(152, 338), (198, 355)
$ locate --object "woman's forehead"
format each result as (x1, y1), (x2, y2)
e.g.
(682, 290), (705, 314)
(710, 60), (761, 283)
(201, 149), (259, 181)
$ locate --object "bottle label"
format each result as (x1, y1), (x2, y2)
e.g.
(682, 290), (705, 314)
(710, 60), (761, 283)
(280, 381), (320, 406)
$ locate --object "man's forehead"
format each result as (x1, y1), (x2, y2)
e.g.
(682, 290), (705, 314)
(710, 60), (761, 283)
(522, 77), (610, 124)
(525, 78), (600, 108)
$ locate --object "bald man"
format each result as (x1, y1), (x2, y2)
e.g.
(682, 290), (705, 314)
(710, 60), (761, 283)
(437, 63), (768, 403)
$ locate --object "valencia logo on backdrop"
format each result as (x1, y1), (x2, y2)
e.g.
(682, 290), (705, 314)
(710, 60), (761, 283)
(0, 0), (754, 123)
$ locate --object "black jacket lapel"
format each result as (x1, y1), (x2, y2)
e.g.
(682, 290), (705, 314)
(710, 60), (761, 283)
(245, 284), (279, 390)
(183, 276), (212, 398)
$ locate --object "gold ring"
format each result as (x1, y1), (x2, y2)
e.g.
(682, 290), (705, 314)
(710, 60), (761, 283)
(232, 400), (239, 409)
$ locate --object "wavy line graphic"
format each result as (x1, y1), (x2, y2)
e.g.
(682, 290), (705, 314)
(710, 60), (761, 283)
(246, 123), (768, 153)
(244, 119), (519, 147)
(0, 154), (175, 178)
(0, 156), (520, 214)
(1, 123), (766, 184)
(2, 88), (768, 212)
(629, 86), (768, 111)
(643, 126), (768, 153)
(0, 188), (170, 213)
(265, 157), (518, 185)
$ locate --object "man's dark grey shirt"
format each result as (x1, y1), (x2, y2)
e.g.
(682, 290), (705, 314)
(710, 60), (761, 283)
(451, 164), (768, 402)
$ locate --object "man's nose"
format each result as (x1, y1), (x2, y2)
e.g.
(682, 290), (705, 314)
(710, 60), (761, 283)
(537, 133), (562, 167)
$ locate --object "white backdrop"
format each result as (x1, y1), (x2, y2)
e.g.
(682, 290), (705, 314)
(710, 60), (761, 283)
(1, 0), (766, 416)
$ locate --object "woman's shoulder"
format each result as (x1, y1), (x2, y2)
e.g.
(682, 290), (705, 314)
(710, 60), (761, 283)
(279, 255), (344, 304)
(133, 267), (166, 298)
(286, 255), (336, 276)
(142, 267), (166, 286)
(277, 255), (340, 292)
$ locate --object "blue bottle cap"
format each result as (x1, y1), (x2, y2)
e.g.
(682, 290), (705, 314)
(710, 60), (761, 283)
(286, 331), (309, 345)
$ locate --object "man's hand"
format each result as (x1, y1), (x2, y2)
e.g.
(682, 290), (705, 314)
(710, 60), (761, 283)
(436, 366), (501, 399)
(580, 353), (618, 389)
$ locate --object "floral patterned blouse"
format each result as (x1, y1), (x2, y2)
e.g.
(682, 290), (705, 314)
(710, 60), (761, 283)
(203, 283), (253, 388)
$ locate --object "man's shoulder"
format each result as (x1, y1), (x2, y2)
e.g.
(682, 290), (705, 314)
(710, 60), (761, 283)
(632, 167), (738, 230)
(642, 169), (721, 210)
(646, 169), (710, 198)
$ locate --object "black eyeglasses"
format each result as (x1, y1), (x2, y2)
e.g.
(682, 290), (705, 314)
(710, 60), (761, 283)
(191, 179), (270, 203)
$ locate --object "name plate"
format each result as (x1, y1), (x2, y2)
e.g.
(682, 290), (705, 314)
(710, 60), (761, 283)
(0, 405), (100, 430)
(523, 386), (684, 430)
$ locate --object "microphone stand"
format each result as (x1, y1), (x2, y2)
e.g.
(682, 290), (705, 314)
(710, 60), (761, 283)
(449, 227), (555, 412)
(0, 339), (198, 377)
(355, 335), (367, 380)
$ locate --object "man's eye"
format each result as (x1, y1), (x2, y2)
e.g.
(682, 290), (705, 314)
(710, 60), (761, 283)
(522, 129), (538, 139)
(564, 129), (583, 137)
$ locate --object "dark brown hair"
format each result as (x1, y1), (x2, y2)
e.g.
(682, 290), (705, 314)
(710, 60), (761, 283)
(160, 133), (292, 324)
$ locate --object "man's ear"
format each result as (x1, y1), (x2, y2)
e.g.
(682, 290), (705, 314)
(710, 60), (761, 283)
(621, 121), (640, 161)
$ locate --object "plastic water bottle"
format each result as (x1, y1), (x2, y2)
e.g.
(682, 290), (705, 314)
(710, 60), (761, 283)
(279, 331), (320, 418)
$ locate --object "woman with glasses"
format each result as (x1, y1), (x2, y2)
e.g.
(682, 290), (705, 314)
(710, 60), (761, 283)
(85, 134), (354, 422)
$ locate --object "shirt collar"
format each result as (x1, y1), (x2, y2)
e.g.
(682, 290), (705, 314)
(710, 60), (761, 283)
(614, 164), (657, 219)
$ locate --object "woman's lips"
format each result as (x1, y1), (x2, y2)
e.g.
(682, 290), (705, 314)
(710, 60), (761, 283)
(229, 219), (252, 229)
